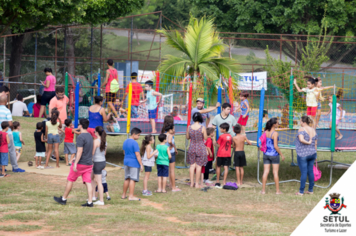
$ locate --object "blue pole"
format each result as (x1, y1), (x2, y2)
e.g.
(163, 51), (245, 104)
(257, 88), (265, 145)
(216, 86), (222, 140)
(74, 78), (80, 128)
(97, 70), (101, 96)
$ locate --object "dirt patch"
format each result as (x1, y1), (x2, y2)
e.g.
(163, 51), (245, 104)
(198, 213), (235, 218)
(87, 225), (104, 233)
(165, 217), (190, 225)
(0, 220), (53, 236)
(141, 199), (164, 210)
(87, 213), (113, 216)
(0, 220), (44, 227)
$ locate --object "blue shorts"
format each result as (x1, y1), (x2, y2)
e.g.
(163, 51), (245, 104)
(0, 152), (8, 166)
(47, 134), (60, 144)
(95, 183), (108, 193)
(157, 164), (169, 177)
(148, 109), (157, 119)
(131, 106), (139, 118)
(317, 102), (321, 110)
(169, 152), (176, 163)
(144, 166), (152, 172)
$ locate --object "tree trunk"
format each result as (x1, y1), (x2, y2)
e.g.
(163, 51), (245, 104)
(66, 28), (75, 80)
(9, 34), (25, 82)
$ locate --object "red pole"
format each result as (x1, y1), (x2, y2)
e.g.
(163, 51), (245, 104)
(155, 71), (160, 119)
(187, 82), (193, 128)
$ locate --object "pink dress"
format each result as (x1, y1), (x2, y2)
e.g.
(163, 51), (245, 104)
(105, 69), (118, 93)
(173, 116), (181, 121)
(44, 75), (56, 92)
(187, 126), (208, 166)
(33, 103), (42, 117)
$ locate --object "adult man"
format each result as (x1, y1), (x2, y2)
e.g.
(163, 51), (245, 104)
(53, 119), (94, 207)
(190, 98), (220, 127)
(0, 86), (10, 97)
(212, 103), (237, 137)
(12, 94), (29, 117)
(0, 95), (25, 172)
(123, 72), (144, 118)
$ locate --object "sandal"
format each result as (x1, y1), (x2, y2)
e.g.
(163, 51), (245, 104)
(305, 191), (314, 194)
(172, 188), (181, 192)
(260, 191), (266, 195)
(4, 174), (10, 177)
(295, 192), (304, 196)
(154, 190), (162, 193)
(121, 196), (128, 199)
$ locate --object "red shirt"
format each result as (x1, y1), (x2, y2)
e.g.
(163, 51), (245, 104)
(125, 82), (143, 106)
(204, 137), (214, 161)
(64, 127), (74, 143)
(217, 133), (232, 157)
(0, 131), (8, 153)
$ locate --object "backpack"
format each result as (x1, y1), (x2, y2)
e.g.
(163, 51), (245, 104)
(258, 132), (267, 153)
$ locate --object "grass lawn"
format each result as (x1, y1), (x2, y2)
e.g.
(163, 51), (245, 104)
(0, 117), (354, 235)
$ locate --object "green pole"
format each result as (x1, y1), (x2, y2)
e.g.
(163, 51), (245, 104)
(330, 94), (337, 152)
(203, 73), (207, 108)
(289, 68), (294, 129)
(65, 72), (68, 97)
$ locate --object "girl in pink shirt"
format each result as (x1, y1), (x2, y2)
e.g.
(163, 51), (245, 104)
(39, 68), (57, 118)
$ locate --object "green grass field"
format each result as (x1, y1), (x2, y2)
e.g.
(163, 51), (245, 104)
(0, 117), (354, 235)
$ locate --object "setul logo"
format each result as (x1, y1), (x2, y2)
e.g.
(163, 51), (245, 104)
(324, 193), (347, 215)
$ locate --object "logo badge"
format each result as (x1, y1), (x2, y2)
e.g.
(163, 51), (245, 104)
(324, 193), (347, 215)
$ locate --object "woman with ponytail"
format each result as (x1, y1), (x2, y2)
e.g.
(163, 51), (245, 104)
(140, 135), (158, 196)
(91, 126), (107, 205)
(44, 108), (62, 169)
(261, 118), (285, 195)
(295, 116), (318, 196)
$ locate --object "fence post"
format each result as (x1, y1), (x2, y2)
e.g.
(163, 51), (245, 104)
(257, 87), (265, 145)
(216, 86), (222, 140)
(187, 82), (193, 128)
(65, 72), (68, 97)
(155, 71), (160, 119)
(74, 78), (80, 128)
(331, 93), (337, 152)
(289, 68), (294, 129)
(126, 83), (132, 138)
(97, 69), (101, 96)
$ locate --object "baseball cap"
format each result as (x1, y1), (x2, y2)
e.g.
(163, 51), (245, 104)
(196, 98), (205, 103)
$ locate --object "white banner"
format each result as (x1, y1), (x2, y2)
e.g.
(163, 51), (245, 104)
(138, 70), (155, 83)
(237, 71), (267, 91)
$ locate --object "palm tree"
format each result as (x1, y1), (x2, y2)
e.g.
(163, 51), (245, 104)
(157, 16), (239, 87)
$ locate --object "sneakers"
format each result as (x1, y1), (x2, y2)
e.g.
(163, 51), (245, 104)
(37, 166), (44, 169)
(50, 156), (57, 162)
(215, 183), (222, 189)
(0, 174), (3, 178)
(54, 196), (67, 205)
(87, 197), (97, 201)
(106, 196), (111, 201)
(142, 190), (153, 196)
(204, 179), (213, 184)
(59, 157), (65, 161)
(93, 201), (104, 206)
(82, 202), (94, 207)
(12, 168), (25, 173)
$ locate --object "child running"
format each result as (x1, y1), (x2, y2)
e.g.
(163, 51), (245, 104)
(12, 121), (25, 162)
(326, 90), (345, 140)
(315, 77), (334, 128)
(236, 92), (250, 134)
(0, 122), (10, 178)
(95, 169), (111, 201)
(64, 119), (80, 166)
(34, 122), (46, 169)
(143, 80), (162, 133)
(165, 124), (181, 192)
(155, 134), (171, 193)
(215, 123), (232, 187)
(232, 124), (252, 186)
(203, 127), (215, 184)
(44, 108), (62, 168)
(140, 135), (158, 196)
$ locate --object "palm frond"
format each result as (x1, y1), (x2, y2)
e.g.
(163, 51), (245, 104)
(198, 63), (220, 83)
(158, 55), (191, 77)
(157, 29), (189, 57)
(210, 58), (240, 78)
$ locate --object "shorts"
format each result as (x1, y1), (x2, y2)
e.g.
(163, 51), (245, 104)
(35, 152), (46, 157)
(144, 166), (152, 172)
(234, 151), (246, 167)
(317, 102), (321, 110)
(124, 165), (140, 182)
(41, 91), (56, 106)
(64, 142), (76, 154)
(307, 106), (317, 116)
(263, 154), (280, 164)
(113, 125), (120, 132)
(131, 106), (139, 118)
(106, 92), (116, 103)
(238, 115), (249, 126)
(67, 164), (93, 183)
(148, 109), (157, 119)
(15, 147), (22, 154)
(201, 166), (205, 174)
(47, 134), (60, 144)
(157, 164), (169, 177)
(93, 161), (106, 175)
(216, 157), (231, 167)
(87, 128), (96, 138)
(96, 183), (108, 193)
(331, 119), (341, 126)
(0, 153), (8, 166)
(169, 152), (176, 163)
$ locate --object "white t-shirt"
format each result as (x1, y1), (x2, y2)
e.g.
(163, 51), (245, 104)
(328, 103), (344, 121)
(302, 88), (318, 107)
(12, 101), (28, 117)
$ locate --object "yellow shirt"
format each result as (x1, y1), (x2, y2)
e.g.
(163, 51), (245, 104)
(302, 88), (318, 107)
(46, 121), (59, 135)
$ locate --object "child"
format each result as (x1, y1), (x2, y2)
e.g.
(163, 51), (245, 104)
(140, 135), (158, 196)
(327, 91), (345, 140)
(232, 124), (252, 186)
(44, 108), (62, 169)
(34, 122), (46, 169)
(155, 134), (171, 193)
(95, 169), (111, 200)
(165, 124), (181, 192)
(236, 92), (250, 134)
(143, 80), (162, 133)
(161, 115), (174, 134)
(315, 77), (333, 128)
(124, 72), (144, 118)
(64, 119), (80, 166)
(171, 106), (182, 121)
(0, 121), (10, 177)
(215, 123), (232, 187)
(294, 76), (319, 128)
(122, 127), (143, 201)
(106, 114), (120, 133)
(204, 127), (215, 184)
(262, 110), (268, 129)
(13, 121), (25, 162)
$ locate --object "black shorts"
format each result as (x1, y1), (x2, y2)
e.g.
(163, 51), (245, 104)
(144, 166), (152, 172)
(41, 91), (56, 106)
(93, 161), (106, 175)
(106, 92), (116, 103)
(217, 157), (231, 167)
(96, 183), (108, 193)
(234, 151), (246, 167)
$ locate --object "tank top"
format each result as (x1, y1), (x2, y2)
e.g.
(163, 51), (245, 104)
(13, 131), (22, 147)
(93, 139), (106, 162)
(0, 131), (8, 153)
(265, 131), (279, 156)
(165, 134), (175, 153)
(64, 127), (74, 143)
(46, 121), (59, 135)
(241, 100), (249, 116)
(89, 107), (103, 128)
(142, 148), (156, 167)
(105, 69), (118, 93)
(156, 144), (169, 166)
(34, 131), (46, 152)
(146, 90), (157, 110)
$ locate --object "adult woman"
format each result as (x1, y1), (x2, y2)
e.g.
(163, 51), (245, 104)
(33, 94), (42, 118)
(39, 68), (56, 118)
(186, 112), (208, 188)
(101, 59), (119, 118)
(295, 116), (317, 196)
(88, 96), (109, 138)
(261, 118), (285, 195)
(91, 126), (107, 205)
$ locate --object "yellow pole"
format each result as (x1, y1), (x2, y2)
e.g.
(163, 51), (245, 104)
(126, 83), (132, 135)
